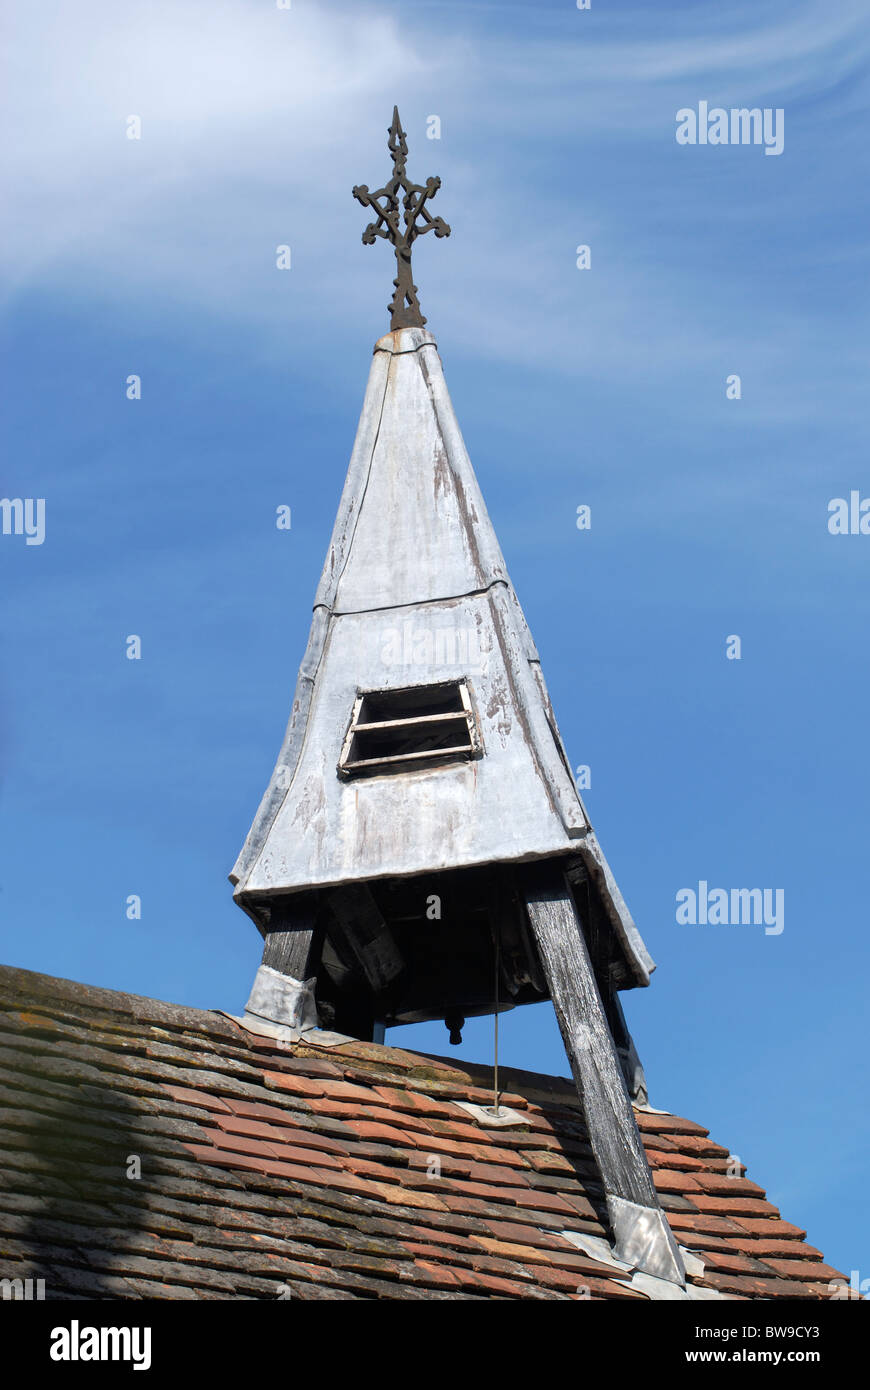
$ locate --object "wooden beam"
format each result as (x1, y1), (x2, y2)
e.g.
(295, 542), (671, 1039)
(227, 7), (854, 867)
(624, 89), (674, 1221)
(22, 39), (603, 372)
(521, 861), (685, 1284)
(325, 884), (404, 996)
(261, 895), (323, 981)
(607, 989), (650, 1108)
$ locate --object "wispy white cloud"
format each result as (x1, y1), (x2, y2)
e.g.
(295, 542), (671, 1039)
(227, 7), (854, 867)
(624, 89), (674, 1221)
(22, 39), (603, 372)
(548, 4), (869, 87)
(0, 2), (441, 288)
(1, 0), (866, 402)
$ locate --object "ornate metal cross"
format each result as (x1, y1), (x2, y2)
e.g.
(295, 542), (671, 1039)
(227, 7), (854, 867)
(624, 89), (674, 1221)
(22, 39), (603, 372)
(353, 107), (451, 331)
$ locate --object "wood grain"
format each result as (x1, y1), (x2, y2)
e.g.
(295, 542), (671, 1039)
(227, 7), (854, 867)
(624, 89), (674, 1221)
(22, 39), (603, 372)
(521, 861), (659, 1210)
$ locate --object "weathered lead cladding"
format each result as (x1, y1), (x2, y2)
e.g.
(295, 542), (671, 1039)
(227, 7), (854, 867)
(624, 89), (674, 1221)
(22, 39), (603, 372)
(230, 328), (653, 988)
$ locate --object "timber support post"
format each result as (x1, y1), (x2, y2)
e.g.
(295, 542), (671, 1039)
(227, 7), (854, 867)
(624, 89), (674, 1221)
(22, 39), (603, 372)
(521, 861), (685, 1284)
(244, 894), (324, 1032)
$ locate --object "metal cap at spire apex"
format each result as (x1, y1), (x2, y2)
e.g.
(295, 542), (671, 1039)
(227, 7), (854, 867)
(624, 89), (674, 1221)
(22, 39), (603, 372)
(353, 106), (450, 331)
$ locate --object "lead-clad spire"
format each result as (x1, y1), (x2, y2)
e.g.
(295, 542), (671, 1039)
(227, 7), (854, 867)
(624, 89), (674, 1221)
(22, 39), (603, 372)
(231, 111), (686, 1286)
(353, 106), (450, 330)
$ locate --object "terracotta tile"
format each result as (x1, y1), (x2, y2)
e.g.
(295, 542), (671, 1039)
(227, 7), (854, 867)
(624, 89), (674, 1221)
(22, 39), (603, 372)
(645, 1149), (707, 1172)
(391, 1133), (487, 1164)
(185, 1143), (270, 1174)
(530, 1262), (595, 1293)
(279, 1164), (374, 1197)
(317, 1099), (437, 1137)
(401, 1223), (481, 1250)
(4, 972), (841, 1305)
(502, 1129), (568, 1154)
(764, 1258), (846, 1282)
(262, 1141), (345, 1171)
(366, 1180), (449, 1212)
(461, 1270), (539, 1298)
(164, 1085), (232, 1114)
(437, 1192), (524, 1221)
(584, 1277), (648, 1301)
(635, 1113), (709, 1136)
(524, 1149), (577, 1176)
(693, 1195), (779, 1217)
(700, 1250), (779, 1277)
(372, 1085), (462, 1121)
(207, 1130), (279, 1160)
(694, 1173), (767, 1197)
(699, 1271), (821, 1299)
(491, 1184), (581, 1218)
(319, 1079), (380, 1104)
(553, 1193), (602, 1224)
(285, 1058), (346, 1081)
(469, 1236), (549, 1264)
(470, 1236), (613, 1279)
(746, 1239), (824, 1259)
(406, 1254), (516, 1298)
(221, 1116), (348, 1157)
(652, 1169), (702, 1193)
(464, 1160), (532, 1188)
(342, 1154), (418, 1184)
(414, 1136), (528, 1169)
(224, 1098), (312, 1127)
(345, 1119), (419, 1149)
(805, 1281), (857, 1298)
(422, 1115), (515, 1146)
(482, 1220), (584, 1253)
(466, 1251), (533, 1280)
(262, 1071), (327, 1098)
(734, 1218), (807, 1239)
(408, 1259), (465, 1290)
(404, 1151), (472, 1179)
(665, 1133), (731, 1158)
(400, 1239), (476, 1263)
(666, 1211), (747, 1237)
(431, 1177), (516, 1205)
(214, 1114), (288, 1143)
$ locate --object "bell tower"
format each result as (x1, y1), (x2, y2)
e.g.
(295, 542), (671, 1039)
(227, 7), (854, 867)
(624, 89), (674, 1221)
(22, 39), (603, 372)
(230, 109), (685, 1285)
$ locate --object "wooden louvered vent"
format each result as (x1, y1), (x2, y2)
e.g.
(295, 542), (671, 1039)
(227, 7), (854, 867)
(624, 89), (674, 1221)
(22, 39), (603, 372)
(338, 680), (482, 777)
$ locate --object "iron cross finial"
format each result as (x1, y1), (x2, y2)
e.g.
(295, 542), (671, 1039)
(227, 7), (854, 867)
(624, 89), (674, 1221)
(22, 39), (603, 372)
(353, 106), (451, 331)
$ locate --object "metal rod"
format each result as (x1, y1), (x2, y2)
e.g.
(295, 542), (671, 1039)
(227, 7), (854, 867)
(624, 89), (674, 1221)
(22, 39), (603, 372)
(492, 923), (500, 1116)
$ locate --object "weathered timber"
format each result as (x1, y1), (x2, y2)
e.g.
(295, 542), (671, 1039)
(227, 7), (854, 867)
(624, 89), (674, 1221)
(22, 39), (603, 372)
(261, 894), (323, 980)
(229, 328), (653, 1003)
(607, 990), (650, 1107)
(323, 884), (405, 999)
(521, 861), (684, 1284)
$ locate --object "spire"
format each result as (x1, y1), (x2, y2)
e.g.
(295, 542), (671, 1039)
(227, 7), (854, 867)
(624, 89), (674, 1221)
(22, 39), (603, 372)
(352, 106), (451, 330)
(231, 113), (687, 1286)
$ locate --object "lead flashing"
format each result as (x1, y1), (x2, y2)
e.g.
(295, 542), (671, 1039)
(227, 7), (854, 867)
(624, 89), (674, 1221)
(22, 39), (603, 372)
(219, 1007), (354, 1050)
(608, 1195), (687, 1285)
(453, 1099), (530, 1128)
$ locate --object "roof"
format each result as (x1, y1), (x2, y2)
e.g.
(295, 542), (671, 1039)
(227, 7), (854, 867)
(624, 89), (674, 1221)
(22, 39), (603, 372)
(0, 964), (844, 1301)
(229, 327), (653, 990)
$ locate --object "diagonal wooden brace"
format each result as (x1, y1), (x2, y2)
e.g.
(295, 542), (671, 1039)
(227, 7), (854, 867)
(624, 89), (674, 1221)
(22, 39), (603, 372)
(521, 862), (685, 1285)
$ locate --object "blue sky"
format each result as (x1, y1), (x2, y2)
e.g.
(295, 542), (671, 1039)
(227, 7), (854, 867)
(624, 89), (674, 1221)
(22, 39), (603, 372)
(2, 0), (868, 1281)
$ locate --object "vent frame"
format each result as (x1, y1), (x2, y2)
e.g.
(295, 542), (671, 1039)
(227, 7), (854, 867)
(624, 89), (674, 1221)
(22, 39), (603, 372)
(338, 679), (483, 778)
